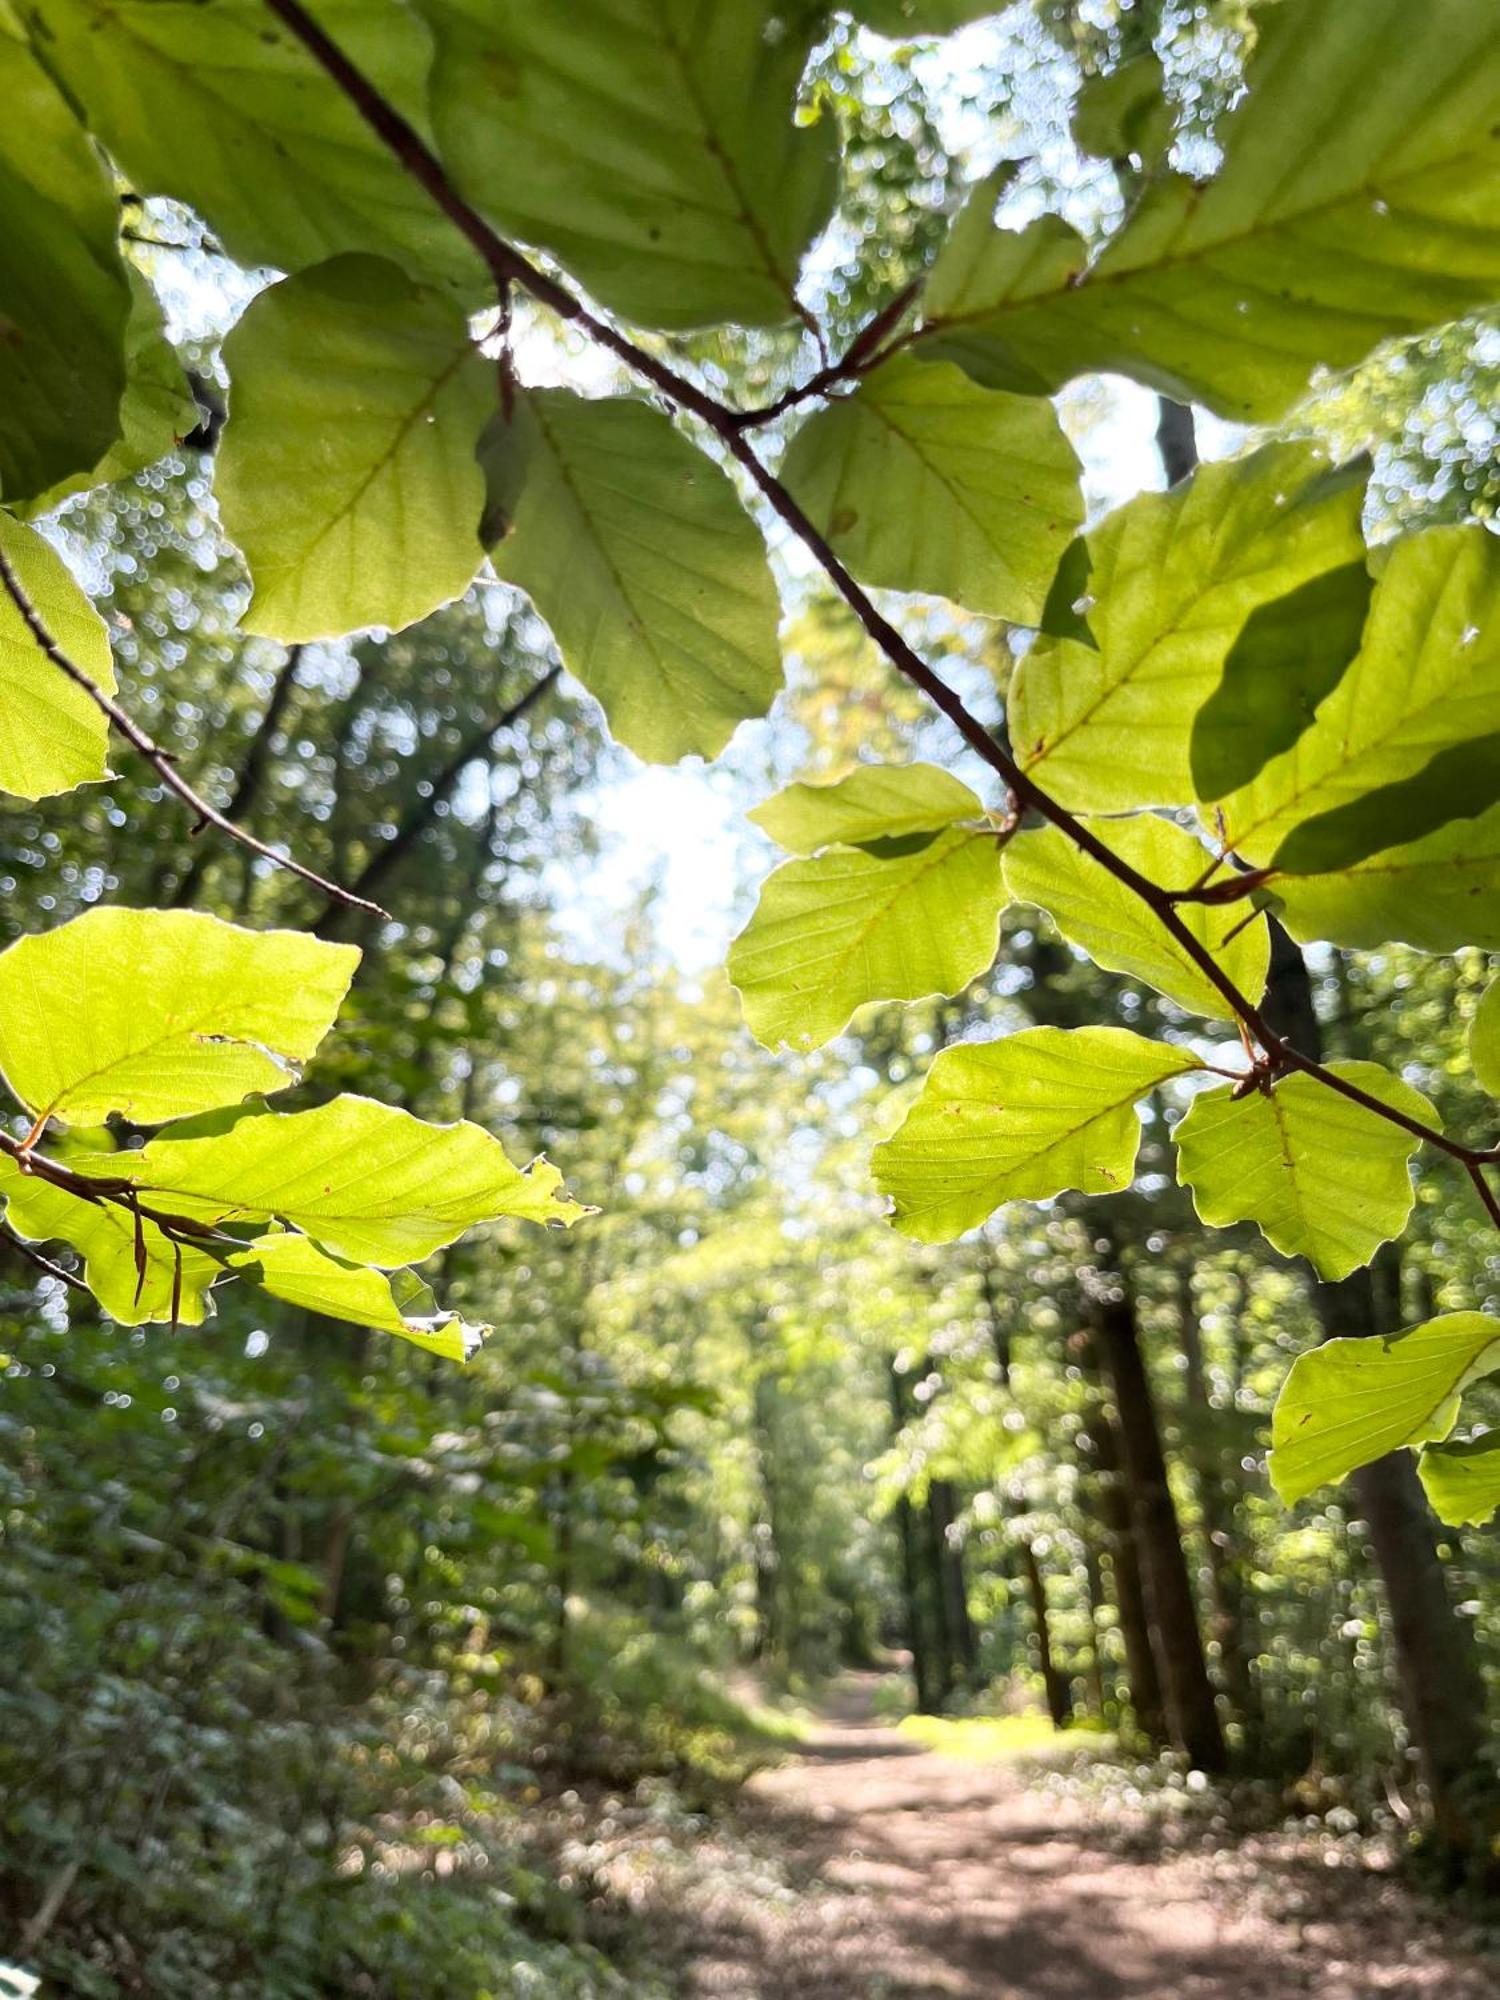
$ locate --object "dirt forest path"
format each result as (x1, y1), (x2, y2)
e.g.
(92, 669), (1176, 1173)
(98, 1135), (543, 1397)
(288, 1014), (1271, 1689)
(647, 1675), (1496, 1999)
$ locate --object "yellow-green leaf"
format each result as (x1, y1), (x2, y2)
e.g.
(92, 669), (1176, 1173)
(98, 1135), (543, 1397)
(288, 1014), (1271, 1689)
(1008, 443), (1367, 812)
(217, 254), (492, 643)
(1269, 1312), (1500, 1505)
(1417, 1433), (1500, 1528)
(0, 1152), (219, 1326)
(1216, 525), (1500, 873)
(1002, 815), (1269, 1022)
(872, 1025), (1202, 1242)
(26, 0), (483, 293)
(916, 0), (1500, 421)
(0, 511), (116, 799)
(1272, 802), (1500, 955)
(490, 391), (782, 765)
(1471, 977), (1500, 1097)
(80, 1095), (589, 1266)
(729, 826), (1004, 1051)
(414, 0), (836, 329)
(0, 909), (358, 1127)
(0, 24), (130, 499)
(229, 1231), (485, 1361)
(1175, 1062), (1436, 1280)
(750, 762), (984, 854)
(779, 356), (1083, 624)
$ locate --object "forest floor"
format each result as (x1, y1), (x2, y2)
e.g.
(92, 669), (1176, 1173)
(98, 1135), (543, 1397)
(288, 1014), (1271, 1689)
(587, 1675), (1500, 1998)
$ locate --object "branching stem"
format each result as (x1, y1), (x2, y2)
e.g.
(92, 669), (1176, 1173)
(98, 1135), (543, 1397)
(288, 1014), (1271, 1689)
(256, 0), (1500, 1221)
(0, 546), (388, 920)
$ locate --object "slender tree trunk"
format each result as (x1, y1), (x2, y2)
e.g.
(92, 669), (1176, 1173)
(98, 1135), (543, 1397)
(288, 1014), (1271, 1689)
(1080, 1536), (1111, 1720)
(889, 1361), (940, 1712)
(1074, 1334), (1168, 1744)
(930, 1478), (978, 1682)
(1087, 1227), (1227, 1771)
(1176, 1263), (1263, 1752)
(1263, 922), (1497, 1863)
(1018, 1539), (1072, 1728)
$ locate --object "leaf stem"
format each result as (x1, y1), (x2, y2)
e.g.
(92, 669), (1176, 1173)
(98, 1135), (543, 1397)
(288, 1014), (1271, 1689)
(0, 545), (388, 920)
(257, 0), (1500, 1223)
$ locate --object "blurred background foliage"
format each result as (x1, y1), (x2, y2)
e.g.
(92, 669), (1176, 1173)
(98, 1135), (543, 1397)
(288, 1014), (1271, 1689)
(2, 2), (1498, 1994)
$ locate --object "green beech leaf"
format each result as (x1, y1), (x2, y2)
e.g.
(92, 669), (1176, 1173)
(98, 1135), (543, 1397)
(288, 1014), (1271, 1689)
(1471, 978), (1500, 1097)
(1002, 815), (1269, 1022)
(1269, 1312), (1500, 1505)
(80, 1095), (589, 1266)
(1008, 444), (1367, 812)
(0, 1153), (220, 1326)
(873, 1026), (1202, 1242)
(0, 909), (358, 1127)
(19, 268), (197, 519)
(0, 25), (130, 500)
(1417, 1433), (1500, 1528)
(25, 0), (483, 293)
(229, 1232), (485, 1361)
(1191, 562), (1374, 802)
(216, 254), (492, 643)
(488, 392), (782, 764)
(729, 826), (1004, 1051)
(1071, 52), (1171, 168)
(1215, 525), (1500, 873)
(0, 511), (116, 799)
(414, 0), (836, 329)
(779, 356), (1083, 624)
(916, 0), (1500, 420)
(750, 762), (983, 854)
(1175, 1062), (1436, 1281)
(1273, 803), (1500, 955)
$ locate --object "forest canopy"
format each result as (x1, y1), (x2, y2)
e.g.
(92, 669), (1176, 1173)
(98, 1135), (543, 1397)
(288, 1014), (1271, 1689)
(1, 0), (1500, 1992)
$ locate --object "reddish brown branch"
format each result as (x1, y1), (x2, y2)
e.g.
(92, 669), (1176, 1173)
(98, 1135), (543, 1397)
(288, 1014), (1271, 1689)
(0, 546), (388, 920)
(259, 0), (1500, 1218)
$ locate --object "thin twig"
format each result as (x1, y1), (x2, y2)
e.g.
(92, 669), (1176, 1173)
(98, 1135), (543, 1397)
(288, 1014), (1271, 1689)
(258, 0), (1500, 1222)
(0, 547), (388, 919)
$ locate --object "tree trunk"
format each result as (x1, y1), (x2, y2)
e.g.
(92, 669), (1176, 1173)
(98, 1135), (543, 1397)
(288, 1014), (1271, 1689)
(1263, 923), (1497, 1862)
(889, 1361), (940, 1713)
(1073, 1332), (1168, 1745)
(930, 1478), (978, 1682)
(1018, 1539), (1072, 1728)
(1086, 1227), (1227, 1770)
(1176, 1263), (1263, 1753)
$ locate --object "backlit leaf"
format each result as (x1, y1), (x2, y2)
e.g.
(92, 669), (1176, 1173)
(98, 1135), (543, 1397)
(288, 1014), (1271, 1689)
(729, 825), (1004, 1051)
(750, 762), (984, 854)
(1175, 1062), (1435, 1280)
(1272, 803), (1500, 955)
(26, 0), (483, 292)
(1471, 978), (1500, 1097)
(1002, 815), (1270, 1021)
(489, 391), (782, 764)
(0, 511), (116, 800)
(873, 1026), (1202, 1242)
(0, 1152), (220, 1326)
(1269, 1312), (1500, 1505)
(1215, 525), (1500, 873)
(19, 268), (197, 519)
(81, 1095), (589, 1266)
(217, 254), (493, 643)
(415, 0), (836, 329)
(915, 0), (1500, 420)
(0, 909), (358, 1126)
(0, 24), (130, 500)
(1190, 562), (1373, 802)
(1008, 444), (1367, 812)
(229, 1232), (485, 1361)
(779, 356), (1082, 623)
(1417, 1432), (1500, 1528)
